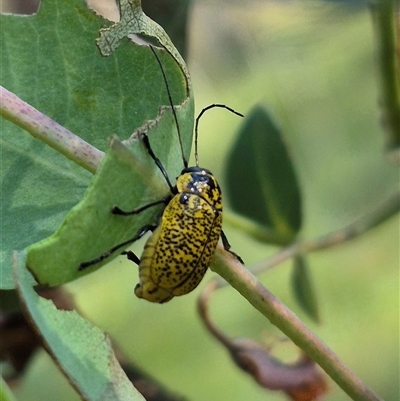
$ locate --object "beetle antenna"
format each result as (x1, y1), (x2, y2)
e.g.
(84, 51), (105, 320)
(194, 104), (244, 167)
(150, 45), (188, 169)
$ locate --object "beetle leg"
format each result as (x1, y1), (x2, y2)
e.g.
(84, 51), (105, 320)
(221, 230), (244, 264)
(112, 196), (170, 216)
(121, 250), (140, 265)
(140, 133), (175, 191)
(78, 224), (156, 270)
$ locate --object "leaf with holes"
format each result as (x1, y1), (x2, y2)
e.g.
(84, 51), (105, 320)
(1, 0), (194, 288)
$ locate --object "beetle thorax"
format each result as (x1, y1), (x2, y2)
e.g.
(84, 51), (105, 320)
(176, 167), (222, 211)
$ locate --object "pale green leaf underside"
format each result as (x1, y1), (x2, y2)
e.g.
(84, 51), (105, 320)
(13, 251), (145, 401)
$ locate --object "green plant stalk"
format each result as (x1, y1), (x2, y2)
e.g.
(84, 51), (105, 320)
(211, 249), (382, 401)
(251, 191), (400, 275)
(226, 192), (400, 253)
(0, 86), (104, 174)
(371, 0), (400, 157)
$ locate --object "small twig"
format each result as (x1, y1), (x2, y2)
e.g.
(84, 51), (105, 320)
(210, 250), (383, 401)
(250, 191), (400, 275)
(218, 193), (399, 285)
(198, 281), (328, 398)
(197, 280), (233, 349)
(0, 86), (104, 174)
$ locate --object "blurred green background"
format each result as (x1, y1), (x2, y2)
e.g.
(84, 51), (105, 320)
(4, 0), (399, 400)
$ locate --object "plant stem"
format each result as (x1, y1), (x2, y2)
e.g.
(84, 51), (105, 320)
(251, 191), (400, 275)
(0, 86), (104, 174)
(211, 250), (383, 401)
(210, 192), (399, 399)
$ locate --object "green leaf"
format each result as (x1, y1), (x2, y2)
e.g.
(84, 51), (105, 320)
(0, 289), (21, 314)
(291, 256), (320, 323)
(225, 105), (302, 243)
(1, 0), (194, 288)
(13, 251), (145, 401)
(0, 376), (17, 401)
(27, 111), (193, 286)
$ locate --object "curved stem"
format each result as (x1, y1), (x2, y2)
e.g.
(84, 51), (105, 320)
(210, 249), (383, 401)
(0, 86), (104, 174)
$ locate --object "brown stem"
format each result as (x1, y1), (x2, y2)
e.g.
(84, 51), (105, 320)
(0, 86), (104, 174)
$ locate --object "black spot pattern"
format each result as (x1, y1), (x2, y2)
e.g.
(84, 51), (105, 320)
(134, 169), (223, 302)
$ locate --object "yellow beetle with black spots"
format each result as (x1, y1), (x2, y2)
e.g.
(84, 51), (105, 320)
(134, 167), (223, 303)
(79, 46), (243, 303)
